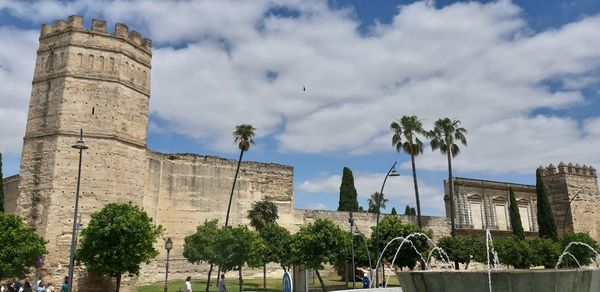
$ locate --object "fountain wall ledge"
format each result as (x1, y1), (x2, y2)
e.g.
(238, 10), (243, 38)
(397, 269), (600, 292)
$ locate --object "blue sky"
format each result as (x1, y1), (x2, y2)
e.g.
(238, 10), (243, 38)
(1, 0), (600, 215)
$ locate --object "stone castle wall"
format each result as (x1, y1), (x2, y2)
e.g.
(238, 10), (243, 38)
(3, 175), (19, 213)
(137, 151), (295, 285)
(539, 162), (600, 239)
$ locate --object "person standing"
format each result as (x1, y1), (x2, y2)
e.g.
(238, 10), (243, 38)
(22, 282), (32, 292)
(184, 276), (192, 292)
(60, 277), (68, 292)
(218, 274), (227, 292)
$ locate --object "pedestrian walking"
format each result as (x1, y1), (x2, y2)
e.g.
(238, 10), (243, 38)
(218, 274), (227, 292)
(184, 276), (192, 292)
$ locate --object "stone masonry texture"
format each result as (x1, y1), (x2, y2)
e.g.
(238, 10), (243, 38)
(1, 15), (599, 291)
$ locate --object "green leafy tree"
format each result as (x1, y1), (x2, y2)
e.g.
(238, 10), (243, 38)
(428, 118), (467, 237)
(367, 192), (387, 214)
(338, 167), (359, 211)
(247, 200), (279, 288)
(529, 237), (561, 268)
(536, 169), (557, 240)
(494, 236), (533, 269)
(508, 188), (525, 240)
(183, 219), (220, 292)
(404, 205), (416, 216)
(436, 236), (482, 269)
(0, 152), (4, 213)
(0, 214), (47, 280)
(247, 200), (279, 233)
(559, 232), (599, 267)
(390, 207), (397, 215)
(76, 203), (163, 292)
(216, 225), (264, 292)
(391, 116), (427, 227)
(260, 223), (293, 271)
(291, 219), (350, 292)
(226, 124), (256, 227)
(373, 216), (429, 270)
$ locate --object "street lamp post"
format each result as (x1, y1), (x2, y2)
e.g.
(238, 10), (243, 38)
(67, 129), (88, 292)
(375, 162), (399, 288)
(563, 191), (582, 237)
(349, 212), (355, 289)
(164, 237), (173, 292)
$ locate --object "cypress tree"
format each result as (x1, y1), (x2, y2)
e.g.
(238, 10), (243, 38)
(337, 167), (359, 211)
(404, 205), (411, 215)
(0, 152), (4, 213)
(391, 207), (397, 215)
(536, 169), (557, 240)
(508, 188), (524, 240)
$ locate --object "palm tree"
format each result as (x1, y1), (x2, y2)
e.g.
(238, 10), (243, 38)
(247, 199), (278, 288)
(225, 124), (256, 227)
(247, 200), (279, 232)
(390, 115), (427, 227)
(368, 192), (388, 213)
(429, 118), (467, 238)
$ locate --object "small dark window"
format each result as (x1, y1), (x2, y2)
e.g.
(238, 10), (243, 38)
(92, 107), (95, 115)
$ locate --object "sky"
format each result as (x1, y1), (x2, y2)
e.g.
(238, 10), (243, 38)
(1, 0), (600, 216)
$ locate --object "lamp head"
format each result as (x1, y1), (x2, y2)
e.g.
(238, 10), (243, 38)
(389, 167), (400, 177)
(165, 237), (173, 251)
(71, 139), (88, 150)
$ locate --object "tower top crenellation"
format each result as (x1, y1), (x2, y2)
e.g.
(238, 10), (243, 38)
(539, 161), (597, 178)
(40, 15), (151, 53)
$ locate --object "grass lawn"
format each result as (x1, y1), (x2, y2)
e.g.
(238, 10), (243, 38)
(137, 273), (401, 292)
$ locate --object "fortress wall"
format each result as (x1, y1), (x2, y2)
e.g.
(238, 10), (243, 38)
(541, 163), (600, 239)
(294, 209), (451, 241)
(137, 151), (294, 285)
(2, 175), (20, 213)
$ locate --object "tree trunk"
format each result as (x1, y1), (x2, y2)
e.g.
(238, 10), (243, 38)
(225, 149), (245, 227)
(115, 273), (121, 292)
(263, 263), (266, 288)
(465, 260), (470, 270)
(447, 150), (459, 270)
(238, 266), (243, 292)
(411, 154), (422, 228)
(206, 263), (214, 292)
(315, 269), (327, 292)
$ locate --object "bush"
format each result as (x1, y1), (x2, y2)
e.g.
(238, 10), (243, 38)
(494, 236), (533, 269)
(559, 233), (599, 267)
(528, 237), (561, 268)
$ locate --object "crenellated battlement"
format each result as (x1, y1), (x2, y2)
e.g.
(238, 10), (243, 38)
(538, 161), (597, 177)
(40, 15), (152, 53)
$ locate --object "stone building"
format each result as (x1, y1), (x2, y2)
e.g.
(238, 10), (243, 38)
(0, 16), (448, 290)
(444, 177), (538, 237)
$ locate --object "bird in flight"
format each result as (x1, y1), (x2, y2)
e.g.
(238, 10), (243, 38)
(302, 86), (306, 91)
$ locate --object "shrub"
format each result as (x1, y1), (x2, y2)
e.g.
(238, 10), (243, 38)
(528, 237), (561, 268)
(559, 233), (599, 267)
(494, 236), (533, 269)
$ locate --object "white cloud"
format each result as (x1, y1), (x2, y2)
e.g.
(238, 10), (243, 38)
(1, 0), (600, 175)
(0, 27), (38, 153)
(301, 202), (327, 210)
(299, 171), (444, 213)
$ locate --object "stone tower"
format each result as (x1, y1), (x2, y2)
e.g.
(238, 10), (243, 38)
(539, 162), (600, 239)
(16, 15), (151, 287)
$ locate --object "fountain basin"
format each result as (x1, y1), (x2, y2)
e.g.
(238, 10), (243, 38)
(397, 269), (600, 292)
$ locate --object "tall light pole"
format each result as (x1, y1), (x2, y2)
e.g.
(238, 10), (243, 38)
(67, 129), (88, 292)
(563, 191), (582, 237)
(349, 212), (355, 289)
(164, 237), (173, 292)
(375, 162), (399, 287)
